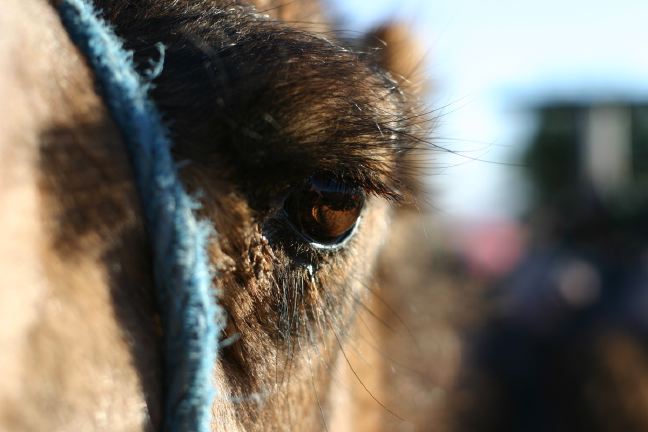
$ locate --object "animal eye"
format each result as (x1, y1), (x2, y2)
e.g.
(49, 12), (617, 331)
(283, 176), (365, 246)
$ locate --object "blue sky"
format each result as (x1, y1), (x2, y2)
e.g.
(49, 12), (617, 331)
(330, 0), (648, 219)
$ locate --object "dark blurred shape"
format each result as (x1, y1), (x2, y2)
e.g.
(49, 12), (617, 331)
(455, 100), (648, 432)
(523, 102), (648, 247)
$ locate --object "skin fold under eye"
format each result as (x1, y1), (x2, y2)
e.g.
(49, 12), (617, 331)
(283, 175), (365, 247)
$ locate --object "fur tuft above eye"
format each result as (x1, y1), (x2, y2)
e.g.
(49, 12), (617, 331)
(283, 175), (365, 248)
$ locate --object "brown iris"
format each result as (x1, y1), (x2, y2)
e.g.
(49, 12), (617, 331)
(284, 176), (365, 245)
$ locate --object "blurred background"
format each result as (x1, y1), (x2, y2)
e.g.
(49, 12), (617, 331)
(325, 1), (648, 430)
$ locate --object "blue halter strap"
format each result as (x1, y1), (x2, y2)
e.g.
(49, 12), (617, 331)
(58, 1), (223, 431)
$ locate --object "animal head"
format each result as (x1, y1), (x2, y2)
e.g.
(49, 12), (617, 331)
(0, 1), (430, 430)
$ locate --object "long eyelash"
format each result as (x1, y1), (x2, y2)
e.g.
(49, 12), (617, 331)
(332, 325), (405, 421)
(351, 274), (423, 352)
(300, 285), (331, 432)
(353, 311), (433, 383)
(290, 263), (413, 418)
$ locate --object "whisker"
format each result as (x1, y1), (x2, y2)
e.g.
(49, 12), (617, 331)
(332, 328), (405, 421)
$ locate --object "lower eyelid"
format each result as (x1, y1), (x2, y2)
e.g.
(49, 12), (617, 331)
(305, 212), (363, 251)
(265, 205), (364, 254)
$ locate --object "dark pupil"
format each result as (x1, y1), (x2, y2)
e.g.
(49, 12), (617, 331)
(287, 177), (365, 244)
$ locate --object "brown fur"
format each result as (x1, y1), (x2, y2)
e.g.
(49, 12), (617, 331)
(0, 1), (432, 431)
(9, 2), (646, 431)
(1, 1), (161, 430)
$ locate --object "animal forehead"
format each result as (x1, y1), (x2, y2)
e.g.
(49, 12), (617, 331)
(163, 34), (404, 190)
(92, 0), (404, 137)
(178, 65), (403, 197)
(92, 0), (407, 196)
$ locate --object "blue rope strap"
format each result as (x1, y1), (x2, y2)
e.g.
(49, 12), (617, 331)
(58, 1), (223, 431)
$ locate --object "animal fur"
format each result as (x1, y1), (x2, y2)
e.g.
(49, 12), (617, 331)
(0, 1), (431, 431)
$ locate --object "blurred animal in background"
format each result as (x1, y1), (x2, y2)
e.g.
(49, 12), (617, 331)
(453, 102), (648, 432)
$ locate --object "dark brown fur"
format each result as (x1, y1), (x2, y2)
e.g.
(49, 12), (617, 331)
(0, 1), (430, 431)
